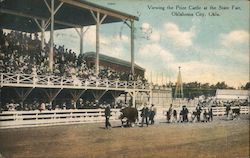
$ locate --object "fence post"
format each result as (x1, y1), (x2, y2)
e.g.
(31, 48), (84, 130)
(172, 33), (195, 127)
(48, 76), (50, 85)
(17, 74), (20, 84)
(106, 80), (109, 88)
(61, 77), (63, 86)
(33, 74), (35, 85)
(14, 113), (17, 121)
(1, 73), (3, 86)
(115, 80), (118, 88)
(96, 80), (99, 87)
(99, 110), (102, 121)
(85, 80), (87, 87)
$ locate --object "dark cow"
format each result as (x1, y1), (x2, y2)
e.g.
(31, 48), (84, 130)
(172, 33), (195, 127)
(119, 107), (138, 127)
(231, 107), (240, 120)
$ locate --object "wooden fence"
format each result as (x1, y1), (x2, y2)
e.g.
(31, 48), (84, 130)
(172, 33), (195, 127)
(0, 109), (121, 129)
(0, 106), (248, 129)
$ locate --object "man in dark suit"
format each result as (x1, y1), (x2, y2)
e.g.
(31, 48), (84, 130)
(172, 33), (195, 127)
(140, 105), (149, 127)
(149, 104), (156, 125)
(105, 105), (112, 129)
(182, 106), (189, 122)
(196, 104), (202, 122)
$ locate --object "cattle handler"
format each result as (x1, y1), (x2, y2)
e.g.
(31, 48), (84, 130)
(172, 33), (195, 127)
(105, 104), (112, 129)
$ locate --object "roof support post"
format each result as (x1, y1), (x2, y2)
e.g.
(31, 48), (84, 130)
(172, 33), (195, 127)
(44, 0), (63, 72)
(41, 20), (45, 50)
(96, 12), (100, 76)
(49, 0), (55, 72)
(75, 27), (90, 55)
(90, 10), (107, 76)
(14, 88), (34, 106)
(110, 91), (122, 99)
(127, 90), (137, 108)
(43, 88), (62, 105)
(149, 89), (152, 106)
(0, 88), (2, 111)
(69, 89), (86, 109)
(130, 20), (135, 78)
(124, 20), (135, 79)
(92, 90), (108, 101)
(70, 89), (86, 102)
(34, 19), (47, 50)
(132, 91), (138, 108)
(80, 27), (83, 54)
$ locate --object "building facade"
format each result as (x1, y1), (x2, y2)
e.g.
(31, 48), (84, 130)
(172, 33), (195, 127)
(83, 52), (145, 77)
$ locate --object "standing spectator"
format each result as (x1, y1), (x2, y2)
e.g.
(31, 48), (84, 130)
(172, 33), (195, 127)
(226, 103), (231, 119)
(140, 105), (149, 127)
(166, 111), (171, 123)
(104, 105), (112, 129)
(208, 107), (213, 121)
(196, 104), (202, 122)
(179, 109), (183, 123)
(173, 109), (177, 123)
(203, 109), (208, 122)
(168, 104), (173, 122)
(182, 106), (189, 122)
(149, 104), (156, 124)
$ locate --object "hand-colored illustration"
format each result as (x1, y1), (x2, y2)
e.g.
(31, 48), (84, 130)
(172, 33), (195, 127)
(0, 0), (249, 158)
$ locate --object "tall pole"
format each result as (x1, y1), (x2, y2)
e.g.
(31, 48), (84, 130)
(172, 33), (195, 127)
(156, 73), (158, 85)
(41, 20), (45, 50)
(150, 71), (152, 84)
(133, 91), (136, 108)
(96, 12), (100, 76)
(165, 73), (167, 86)
(161, 72), (163, 86)
(130, 20), (135, 77)
(0, 88), (2, 113)
(149, 89), (152, 106)
(49, 0), (54, 72)
(174, 66), (183, 99)
(80, 27), (83, 54)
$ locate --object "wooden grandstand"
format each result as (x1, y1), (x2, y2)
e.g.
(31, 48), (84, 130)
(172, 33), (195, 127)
(0, 0), (154, 128)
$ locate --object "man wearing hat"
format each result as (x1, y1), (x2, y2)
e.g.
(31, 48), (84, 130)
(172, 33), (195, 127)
(104, 104), (112, 129)
(140, 104), (149, 127)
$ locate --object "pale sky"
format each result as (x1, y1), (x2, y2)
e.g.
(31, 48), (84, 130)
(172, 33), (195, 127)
(47, 0), (249, 88)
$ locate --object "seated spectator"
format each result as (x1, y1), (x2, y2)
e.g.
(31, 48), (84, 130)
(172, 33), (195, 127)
(39, 102), (46, 112)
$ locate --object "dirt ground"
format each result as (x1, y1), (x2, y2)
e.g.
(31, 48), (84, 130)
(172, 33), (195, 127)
(0, 115), (249, 158)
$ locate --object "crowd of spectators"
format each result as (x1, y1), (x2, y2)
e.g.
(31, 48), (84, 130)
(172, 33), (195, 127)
(0, 29), (149, 112)
(165, 98), (248, 123)
(211, 99), (248, 107)
(1, 99), (128, 112)
(0, 29), (147, 82)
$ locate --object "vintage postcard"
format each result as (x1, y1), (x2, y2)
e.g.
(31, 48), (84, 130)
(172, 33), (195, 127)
(0, 0), (249, 158)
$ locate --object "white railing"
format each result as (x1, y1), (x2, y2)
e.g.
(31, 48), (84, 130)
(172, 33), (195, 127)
(157, 106), (249, 119)
(1, 106), (248, 129)
(0, 73), (150, 91)
(0, 109), (121, 128)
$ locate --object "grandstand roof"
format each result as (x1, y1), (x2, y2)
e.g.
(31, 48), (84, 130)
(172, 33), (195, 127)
(84, 52), (145, 71)
(0, 0), (139, 33)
